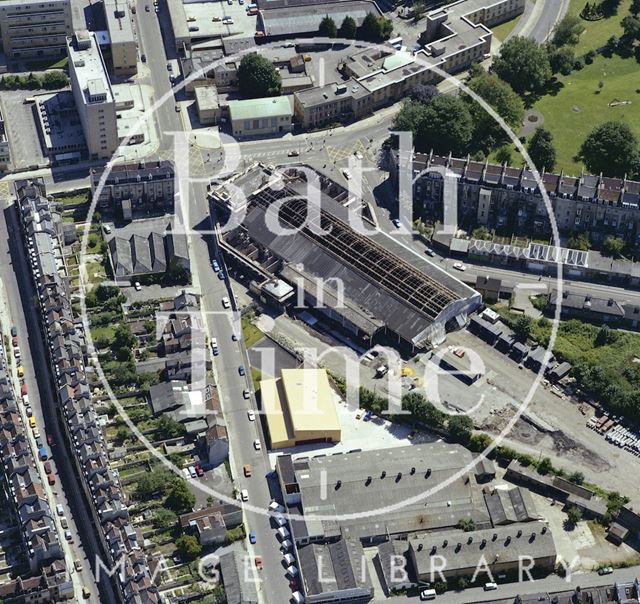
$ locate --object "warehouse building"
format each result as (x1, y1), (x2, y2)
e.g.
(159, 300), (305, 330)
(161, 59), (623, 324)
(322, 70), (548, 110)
(406, 522), (557, 582)
(261, 368), (341, 449)
(214, 166), (480, 350)
(227, 96), (293, 139)
(275, 442), (491, 545)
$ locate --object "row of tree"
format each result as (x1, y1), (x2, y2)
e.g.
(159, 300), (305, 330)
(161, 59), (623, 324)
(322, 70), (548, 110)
(0, 70), (68, 91)
(318, 13), (394, 43)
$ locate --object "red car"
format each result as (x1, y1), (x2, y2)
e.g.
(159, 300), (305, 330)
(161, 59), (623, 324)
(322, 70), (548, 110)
(21, 384), (27, 396)
(47, 474), (56, 486)
(195, 464), (204, 477)
(255, 556), (263, 570)
(46, 434), (54, 446)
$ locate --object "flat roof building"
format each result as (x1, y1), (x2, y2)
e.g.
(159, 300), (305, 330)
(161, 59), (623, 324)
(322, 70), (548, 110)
(103, 0), (138, 76)
(227, 96), (293, 139)
(261, 368), (341, 449)
(67, 31), (119, 159)
(276, 442), (491, 544)
(0, 0), (73, 60)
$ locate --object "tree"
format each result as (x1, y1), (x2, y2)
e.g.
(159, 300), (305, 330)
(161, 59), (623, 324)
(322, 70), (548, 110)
(318, 16), (337, 38)
(136, 468), (172, 499)
(338, 15), (357, 39)
(448, 415), (474, 443)
(42, 70), (69, 89)
(456, 518), (476, 532)
(549, 45), (576, 75)
(495, 146), (512, 165)
(622, 15), (640, 41)
(175, 534), (202, 561)
(409, 83), (439, 104)
(566, 506), (583, 525)
(465, 69), (524, 144)
(156, 414), (186, 439)
(552, 15), (585, 46)
(165, 478), (196, 514)
(513, 315), (533, 341)
(472, 226), (492, 240)
(579, 121), (639, 178)
(567, 231), (590, 250)
(112, 323), (136, 362)
(357, 13), (393, 42)
(402, 392), (446, 429)
(632, 0), (640, 15)
(527, 127), (557, 171)
(153, 508), (178, 530)
(602, 235), (625, 256)
(537, 456), (553, 475)
(492, 36), (552, 94)
(417, 95), (474, 155)
(568, 471), (585, 485)
(237, 53), (281, 99)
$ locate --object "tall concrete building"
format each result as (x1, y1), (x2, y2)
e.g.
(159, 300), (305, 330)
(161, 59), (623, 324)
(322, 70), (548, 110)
(0, 0), (73, 60)
(67, 31), (119, 160)
(103, 0), (138, 77)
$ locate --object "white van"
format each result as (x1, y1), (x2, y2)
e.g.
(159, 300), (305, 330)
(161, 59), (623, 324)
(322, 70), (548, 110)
(269, 501), (284, 513)
(222, 296), (230, 309)
(211, 338), (219, 355)
(276, 526), (290, 540)
(420, 589), (436, 601)
(484, 583), (498, 591)
(241, 489), (249, 501)
(283, 553), (296, 565)
(292, 592), (305, 604)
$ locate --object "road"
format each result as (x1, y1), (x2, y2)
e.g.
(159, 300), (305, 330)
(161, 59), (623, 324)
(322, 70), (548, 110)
(135, 3), (293, 603)
(0, 202), (108, 602)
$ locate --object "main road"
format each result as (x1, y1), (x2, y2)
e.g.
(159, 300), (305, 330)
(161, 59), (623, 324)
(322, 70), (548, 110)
(135, 3), (293, 602)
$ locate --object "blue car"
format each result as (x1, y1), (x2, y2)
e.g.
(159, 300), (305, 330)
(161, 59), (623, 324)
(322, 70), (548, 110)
(218, 271), (226, 280)
(238, 365), (245, 376)
(249, 530), (256, 544)
(212, 260), (220, 272)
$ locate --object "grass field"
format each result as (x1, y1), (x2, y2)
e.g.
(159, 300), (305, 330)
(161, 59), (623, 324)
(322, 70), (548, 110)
(534, 53), (640, 173)
(491, 14), (522, 41)
(567, 0), (631, 56)
(241, 316), (264, 348)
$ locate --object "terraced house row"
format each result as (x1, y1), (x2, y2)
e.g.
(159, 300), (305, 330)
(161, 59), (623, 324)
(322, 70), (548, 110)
(0, 362), (71, 602)
(15, 179), (159, 604)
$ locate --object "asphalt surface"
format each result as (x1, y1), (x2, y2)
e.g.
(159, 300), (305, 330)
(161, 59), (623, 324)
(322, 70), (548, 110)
(0, 204), (110, 603)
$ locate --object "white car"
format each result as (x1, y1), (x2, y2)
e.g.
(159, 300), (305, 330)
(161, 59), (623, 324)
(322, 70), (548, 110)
(241, 489), (249, 501)
(453, 261), (467, 271)
(269, 501), (285, 513)
(253, 439), (261, 450)
(247, 409), (255, 421)
(134, 281), (141, 291)
(222, 296), (230, 309)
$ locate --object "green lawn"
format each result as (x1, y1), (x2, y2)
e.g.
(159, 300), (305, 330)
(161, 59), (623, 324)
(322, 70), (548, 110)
(491, 14), (522, 41)
(91, 325), (117, 343)
(241, 316), (264, 348)
(26, 57), (69, 71)
(567, 0), (631, 56)
(533, 53), (640, 174)
(53, 191), (90, 206)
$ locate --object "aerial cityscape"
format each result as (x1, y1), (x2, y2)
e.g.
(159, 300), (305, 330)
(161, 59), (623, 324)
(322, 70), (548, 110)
(0, 0), (639, 602)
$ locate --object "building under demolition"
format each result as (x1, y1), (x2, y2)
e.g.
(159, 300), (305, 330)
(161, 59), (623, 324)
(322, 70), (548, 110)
(211, 165), (480, 350)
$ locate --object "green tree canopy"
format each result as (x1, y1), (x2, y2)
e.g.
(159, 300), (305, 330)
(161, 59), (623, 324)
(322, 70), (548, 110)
(402, 392), (446, 429)
(318, 16), (337, 37)
(527, 126), (557, 171)
(568, 230), (590, 250)
(492, 36), (552, 94)
(175, 534), (202, 561)
(409, 95), (474, 155)
(237, 53), (282, 99)
(552, 15), (585, 46)
(465, 69), (524, 144)
(136, 468), (173, 499)
(448, 415), (474, 443)
(622, 15), (640, 41)
(537, 457), (554, 475)
(156, 414), (186, 439)
(357, 13), (393, 42)
(165, 478), (196, 514)
(579, 120), (639, 178)
(153, 508), (178, 530)
(549, 45), (576, 75)
(112, 323), (136, 362)
(513, 315), (533, 341)
(566, 506), (583, 525)
(338, 16), (357, 38)
(602, 235), (625, 256)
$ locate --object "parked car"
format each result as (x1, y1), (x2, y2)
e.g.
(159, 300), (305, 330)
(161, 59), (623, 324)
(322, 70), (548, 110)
(43, 461), (52, 474)
(598, 567), (614, 575)
(238, 365), (246, 376)
(10, 326), (17, 337)
(212, 259), (220, 272)
(253, 439), (261, 450)
(47, 433), (54, 446)
(134, 281), (142, 291)
(222, 296), (230, 309)
(145, 4), (150, 10)
(195, 464), (204, 477)
(425, 247), (436, 257)
(484, 583), (498, 591)
(218, 271), (226, 280)
(287, 150), (299, 157)
(56, 504), (64, 516)
(74, 559), (83, 571)
(453, 261), (467, 271)
(244, 464), (252, 477)
(188, 466), (197, 478)
(141, 53), (146, 62)
(249, 530), (256, 543)
(241, 489), (249, 501)
(247, 409), (255, 421)
(392, 218), (401, 228)
(64, 529), (73, 542)
(254, 555), (263, 570)
(243, 389), (251, 399)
